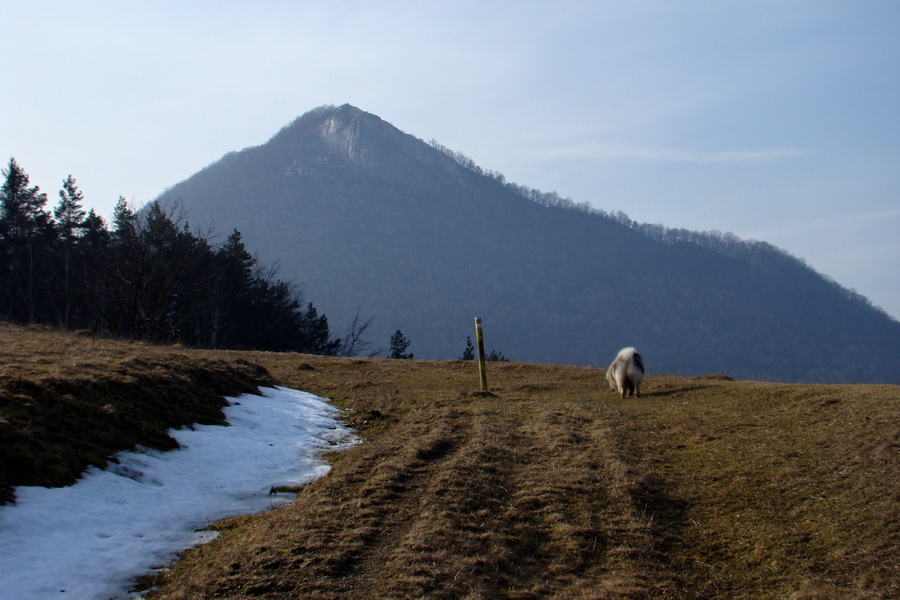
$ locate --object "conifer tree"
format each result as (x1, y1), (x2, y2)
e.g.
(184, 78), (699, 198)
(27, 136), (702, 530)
(0, 158), (49, 240)
(487, 349), (509, 362)
(53, 175), (87, 329)
(460, 335), (475, 360)
(0, 158), (52, 321)
(389, 329), (414, 359)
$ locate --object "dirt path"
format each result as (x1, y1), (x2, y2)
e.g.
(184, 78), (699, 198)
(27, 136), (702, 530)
(152, 394), (674, 598)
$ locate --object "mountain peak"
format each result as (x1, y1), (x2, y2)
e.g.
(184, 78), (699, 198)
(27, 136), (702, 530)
(316, 105), (386, 167)
(271, 104), (463, 182)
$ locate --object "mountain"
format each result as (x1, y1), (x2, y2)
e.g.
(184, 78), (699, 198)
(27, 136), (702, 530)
(156, 104), (900, 383)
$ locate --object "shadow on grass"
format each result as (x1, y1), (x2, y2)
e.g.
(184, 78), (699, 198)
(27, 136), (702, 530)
(640, 385), (708, 398)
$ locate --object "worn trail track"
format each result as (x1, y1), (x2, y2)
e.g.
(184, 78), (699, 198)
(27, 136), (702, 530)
(155, 392), (672, 599)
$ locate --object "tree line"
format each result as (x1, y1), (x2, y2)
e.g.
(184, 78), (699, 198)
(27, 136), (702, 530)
(429, 139), (864, 281)
(0, 158), (341, 354)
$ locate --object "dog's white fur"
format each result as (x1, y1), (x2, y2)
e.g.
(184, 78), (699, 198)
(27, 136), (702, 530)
(606, 347), (644, 399)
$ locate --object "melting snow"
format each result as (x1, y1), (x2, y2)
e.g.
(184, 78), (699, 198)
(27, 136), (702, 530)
(0, 386), (355, 600)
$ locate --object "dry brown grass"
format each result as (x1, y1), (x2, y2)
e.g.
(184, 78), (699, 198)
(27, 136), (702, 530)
(0, 323), (270, 503)
(617, 378), (900, 599)
(2, 323), (897, 598)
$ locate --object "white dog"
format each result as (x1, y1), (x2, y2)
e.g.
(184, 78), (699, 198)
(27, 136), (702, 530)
(606, 347), (644, 398)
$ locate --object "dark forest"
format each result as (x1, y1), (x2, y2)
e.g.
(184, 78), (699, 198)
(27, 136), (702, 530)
(0, 158), (339, 355)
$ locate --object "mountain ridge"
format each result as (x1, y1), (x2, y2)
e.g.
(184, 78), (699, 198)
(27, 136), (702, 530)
(157, 104), (900, 383)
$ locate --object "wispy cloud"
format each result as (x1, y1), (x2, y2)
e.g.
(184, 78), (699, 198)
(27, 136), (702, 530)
(536, 143), (808, 164)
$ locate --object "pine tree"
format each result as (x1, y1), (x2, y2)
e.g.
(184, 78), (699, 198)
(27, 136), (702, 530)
(111, 196), (137, 241)
(53, 175), (87, 329)
(487, 349), (509, 362)
(0, 158), (49, 240)
(76, 208), (110, 331)
(460, 335), (475, 360)
(206, 229), (255, 347)
(0, 158), (52, 322)
(296, 302), (341, 355)
(54, 176), (87, 239)
(389, 329), (414, 359)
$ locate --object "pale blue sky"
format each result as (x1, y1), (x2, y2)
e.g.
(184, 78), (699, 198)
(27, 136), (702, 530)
(3, 1), (898, 319)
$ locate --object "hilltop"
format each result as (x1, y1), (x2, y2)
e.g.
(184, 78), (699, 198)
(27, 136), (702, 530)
(157, 104), (900, 383)
(1, 324), (897, 598)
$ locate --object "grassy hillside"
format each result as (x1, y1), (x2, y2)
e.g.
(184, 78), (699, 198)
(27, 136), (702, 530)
(1, 323), (897, 598)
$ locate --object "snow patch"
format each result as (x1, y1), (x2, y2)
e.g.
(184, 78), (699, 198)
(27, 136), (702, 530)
(0, 386), (355, 600)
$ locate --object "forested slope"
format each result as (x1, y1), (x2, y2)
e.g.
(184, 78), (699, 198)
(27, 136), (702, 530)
(157, 104), (900, 382)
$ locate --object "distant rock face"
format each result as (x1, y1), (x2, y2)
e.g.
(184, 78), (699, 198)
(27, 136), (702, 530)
(157, 105), (900, 384)
(267, 105), (467, 188)
(318, 106), (377, 167)
(312, 105), (465, 181)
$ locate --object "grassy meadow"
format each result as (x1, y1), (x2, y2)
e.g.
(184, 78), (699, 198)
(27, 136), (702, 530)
(1, 322), (897, 599)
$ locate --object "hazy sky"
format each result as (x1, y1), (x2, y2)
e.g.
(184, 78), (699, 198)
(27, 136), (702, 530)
(3, 1), (898, 319)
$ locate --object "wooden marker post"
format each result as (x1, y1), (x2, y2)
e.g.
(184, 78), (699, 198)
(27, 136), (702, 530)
(475, 317), (488, 391)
